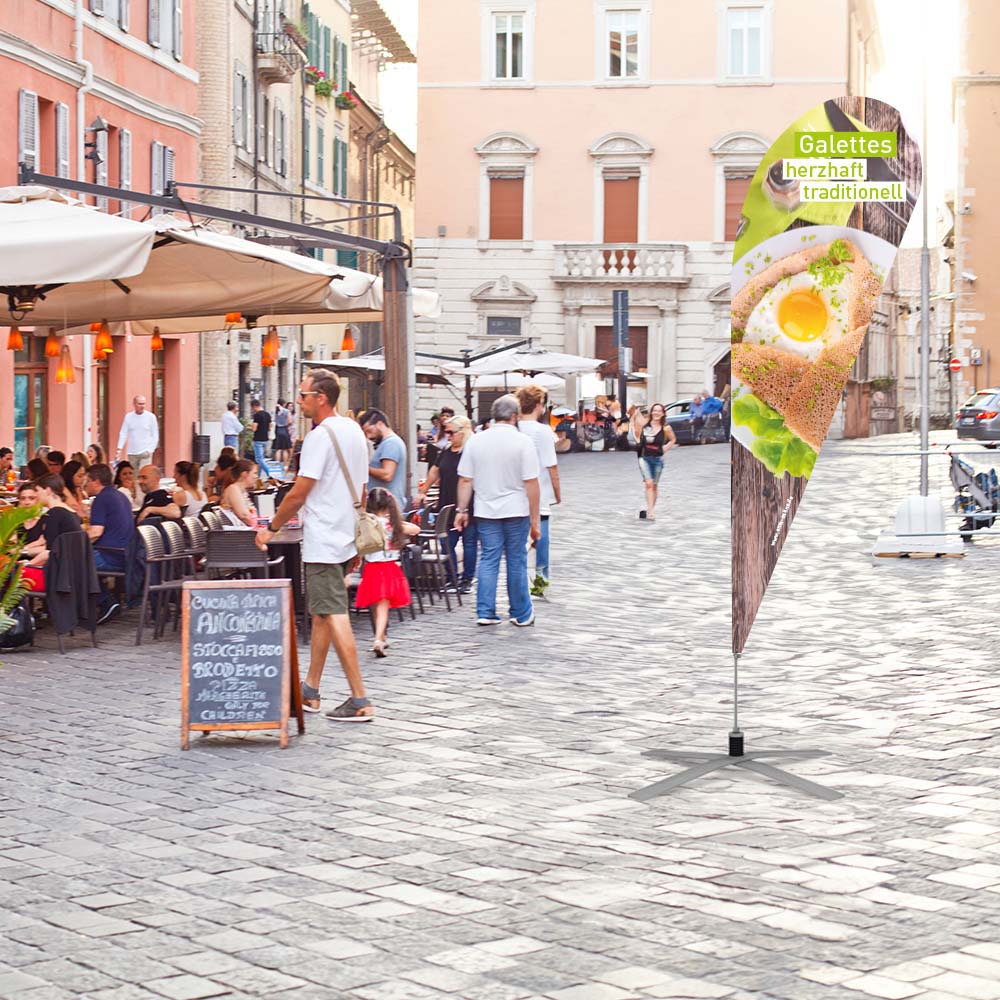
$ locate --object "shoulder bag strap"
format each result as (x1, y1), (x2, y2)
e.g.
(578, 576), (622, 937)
(322, 422), (362, 510)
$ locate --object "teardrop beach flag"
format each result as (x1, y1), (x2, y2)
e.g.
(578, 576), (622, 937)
(731, 97), (922, 654)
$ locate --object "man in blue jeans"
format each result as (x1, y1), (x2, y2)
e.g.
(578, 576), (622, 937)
(455, 395), (541, 627)
(84, 463), (136, 624)
(251, 399), (271, 470)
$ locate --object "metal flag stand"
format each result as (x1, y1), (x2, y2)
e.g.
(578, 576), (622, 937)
(630, 653), (842, 802)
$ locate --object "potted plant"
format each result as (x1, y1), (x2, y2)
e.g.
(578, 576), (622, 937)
(335, 91), (359, 111)
(283, 20), (310, 51)
(0, 504), (41, 648)
(305, 65), (324, 85)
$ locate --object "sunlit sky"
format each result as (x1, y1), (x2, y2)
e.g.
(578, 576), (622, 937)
(375, 1), (960, 243)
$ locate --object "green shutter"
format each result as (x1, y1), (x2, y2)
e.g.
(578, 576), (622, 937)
(340, 39), (348, 92)
(317, 126), (324, 185)
(332, 137), (340, 195)
(303, 115), (310, 180)
(323, 27), (331, 80)
(340, 137), (348, 196)
(333, 34), (341, 94)
(337, 249), (359, 269)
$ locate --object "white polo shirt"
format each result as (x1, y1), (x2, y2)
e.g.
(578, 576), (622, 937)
(297, 415), (369, 564)
(457, 422), (539, 519)
(517, 419), (558, 509)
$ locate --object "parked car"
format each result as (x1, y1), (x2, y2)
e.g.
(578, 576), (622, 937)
(664, 399), (730, 446)
(955, 388), (1000, 446)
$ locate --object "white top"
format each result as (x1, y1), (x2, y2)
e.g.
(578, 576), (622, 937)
(457, 422), (539, 519)
(365, 513), (400, 563)
(221, 410), (243, 436)
(117, 409), (159, 455)
(517, 419), (558, 509)
(297, 414), (370, 564)
(118, 485), (143, 511)
(181, 489), (206, 517)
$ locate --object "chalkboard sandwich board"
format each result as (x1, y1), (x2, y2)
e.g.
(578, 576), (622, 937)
(181, 579), (304, 749)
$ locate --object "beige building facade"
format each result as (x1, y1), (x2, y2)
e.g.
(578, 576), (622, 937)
(953, 0), (1000, 398)
(414, 0), (858, 419)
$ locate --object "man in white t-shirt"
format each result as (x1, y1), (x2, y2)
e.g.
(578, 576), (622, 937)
(455, 394), (540, 628)
(255, 369), (373, 722)
(117, 395), (159, 469)
(515, 384), (561, 597)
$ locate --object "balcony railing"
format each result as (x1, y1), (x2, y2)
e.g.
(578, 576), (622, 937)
(255, 31), (304, 83)
(553, 243), (689, 282)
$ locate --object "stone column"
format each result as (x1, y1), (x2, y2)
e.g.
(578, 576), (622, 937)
(655, 302), (678, 404)
(563, 303), (582, 406)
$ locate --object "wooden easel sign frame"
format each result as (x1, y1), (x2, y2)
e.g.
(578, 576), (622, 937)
(181, 579), (304, 750)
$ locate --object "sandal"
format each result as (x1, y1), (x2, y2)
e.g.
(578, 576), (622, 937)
(371, 640), (387, 658)
(326, 697), (374, 723)
(302, 683), (321, 714)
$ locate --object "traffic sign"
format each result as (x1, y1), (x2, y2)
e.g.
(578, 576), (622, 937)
(949, 357), (962, 373)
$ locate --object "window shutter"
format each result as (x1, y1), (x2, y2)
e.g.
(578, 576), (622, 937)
(91, 0), (105, 15)
(489, 176), (524, 240)
(276, 107), (286, 176)
(340, 138), (347, 197)
(257, 92), (266, 161)
(151, 140), (164, 195)
(149, 0), (161, 46)
(317, 125), (324, 186)
(233, 70), (244, 146)
(172, 0), (182, 60)
(119, 0), (129, 31)
(303, 116), (310, 180)
(333, 34), (340, 92)
(323, 27), (331, 80)
(96, 130), (109, 210)
(340, 39), (348, 92)
(119, 128), (132, 216)
(724, 175), (752, 240)
(332, 136), (339, 195)
(164, 146), (175, 189)
(18, 90), (38, 171)
(243, 77), (252, 151)
(55, 103), (70, 178)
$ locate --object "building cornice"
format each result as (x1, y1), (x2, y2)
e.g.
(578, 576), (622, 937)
(0, 31), (202, 136)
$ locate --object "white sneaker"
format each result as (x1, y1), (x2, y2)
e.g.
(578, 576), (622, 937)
(510, 612), (536, 627)
(477, 617), (503, 626)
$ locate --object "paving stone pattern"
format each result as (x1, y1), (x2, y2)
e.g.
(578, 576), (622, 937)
(1, 434), (999, 1000)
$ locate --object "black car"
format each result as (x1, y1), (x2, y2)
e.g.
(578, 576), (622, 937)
(955, 388), (1000, 446)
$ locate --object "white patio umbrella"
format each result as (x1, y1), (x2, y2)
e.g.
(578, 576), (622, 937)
(0, 189), (441, 328)
(306, 353), (454, 386)
(471, 371), (564, 390)
(442, 346), (604, 377)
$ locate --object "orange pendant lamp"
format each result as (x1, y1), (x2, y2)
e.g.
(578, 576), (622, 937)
(150, 326), (164, 351)
(55, 343), (76, 384)
(94, 320), (114, 354)
(44, 328), (60, 358)
(224, 311), (242, 330)
(340, 326), (355, 352)
(6, 326), (23, 351)
(261, 325), (279, 367)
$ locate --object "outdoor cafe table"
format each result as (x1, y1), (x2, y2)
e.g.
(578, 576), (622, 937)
(266, 526), (304, 623)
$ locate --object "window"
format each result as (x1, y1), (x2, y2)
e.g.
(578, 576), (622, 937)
(92, 0), (129, 28)
(13, 341), (48, 467)
(337, 249), (359, 269)
(724, 173), (753, 240)
(90, 0), (105, 14)
(606, 10), (640, 78)
(493, 12), (524, 79)
(18, 89), (38, 171)
(55, 103), (70, 178)
(487, 316), (522, 338)
(274, 104), (287, 176)
(727, 6), (762, 76)
(172, 0), (183, 60)
(488, 174), (524, 240)
(233, 69), (251, 148)
(149, 0), (180, 55)
(120, 128), (132, 216)
(151, 140), (174, 200)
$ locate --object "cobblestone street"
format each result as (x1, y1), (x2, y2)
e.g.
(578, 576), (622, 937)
(2, 436), (1000, 1000)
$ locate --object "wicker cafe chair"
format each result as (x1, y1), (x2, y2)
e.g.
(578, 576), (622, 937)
(134, 524), (190, 646)
(181, 516), (207, 566)
(203, 529), (285, 582)
(199, 508), (223, 532)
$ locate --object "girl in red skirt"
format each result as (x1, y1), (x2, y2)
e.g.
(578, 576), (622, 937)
(355, 487), (420, 656)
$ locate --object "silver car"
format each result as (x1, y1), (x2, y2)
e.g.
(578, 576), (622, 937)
(955, 388), (1000, 444)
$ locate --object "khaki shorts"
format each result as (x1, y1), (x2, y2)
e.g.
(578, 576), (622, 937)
(305, 560), (354, 616)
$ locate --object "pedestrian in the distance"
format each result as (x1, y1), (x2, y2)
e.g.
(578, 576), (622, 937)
(515, 384), (561, 597)
(455, 394), (540, 628)
(274, 399), (293, 467)
(116, 395), (159, 471)
(250, 399), (271, 469)
(256, 368), (374, 722)
(355, 487), (420, 657)
(629, 403), (677, 521)
(222, 401), (243, 450)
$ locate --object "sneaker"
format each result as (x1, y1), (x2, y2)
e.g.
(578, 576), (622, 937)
(326, 697), (374, 722)
(459, 581), (474, 595)
(302, 683), (322, 714)
(445, 585), (460, 594)
(477, 617), (503, 626)
(510, 612), (536, 627)
(97, 602), (120, 626)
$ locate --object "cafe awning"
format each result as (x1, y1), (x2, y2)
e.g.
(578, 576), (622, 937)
(441, 347), (604, 377)
(0, 189), (440, 329)
(304, 353), (453, 386)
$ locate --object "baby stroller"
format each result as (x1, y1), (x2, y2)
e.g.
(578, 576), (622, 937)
(951, 453), (1000, 539)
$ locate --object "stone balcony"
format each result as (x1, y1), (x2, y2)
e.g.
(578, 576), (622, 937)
(553, 243), (690, 284)
(254, 31), (304, 84)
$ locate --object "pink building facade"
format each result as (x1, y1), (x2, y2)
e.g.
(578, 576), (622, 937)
(414, 0), (858, 418)
(0, 0), (200, 470)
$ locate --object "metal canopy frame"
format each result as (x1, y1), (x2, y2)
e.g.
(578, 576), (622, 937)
(13, 166), (419, 497)
(415, 340), (532, 418)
